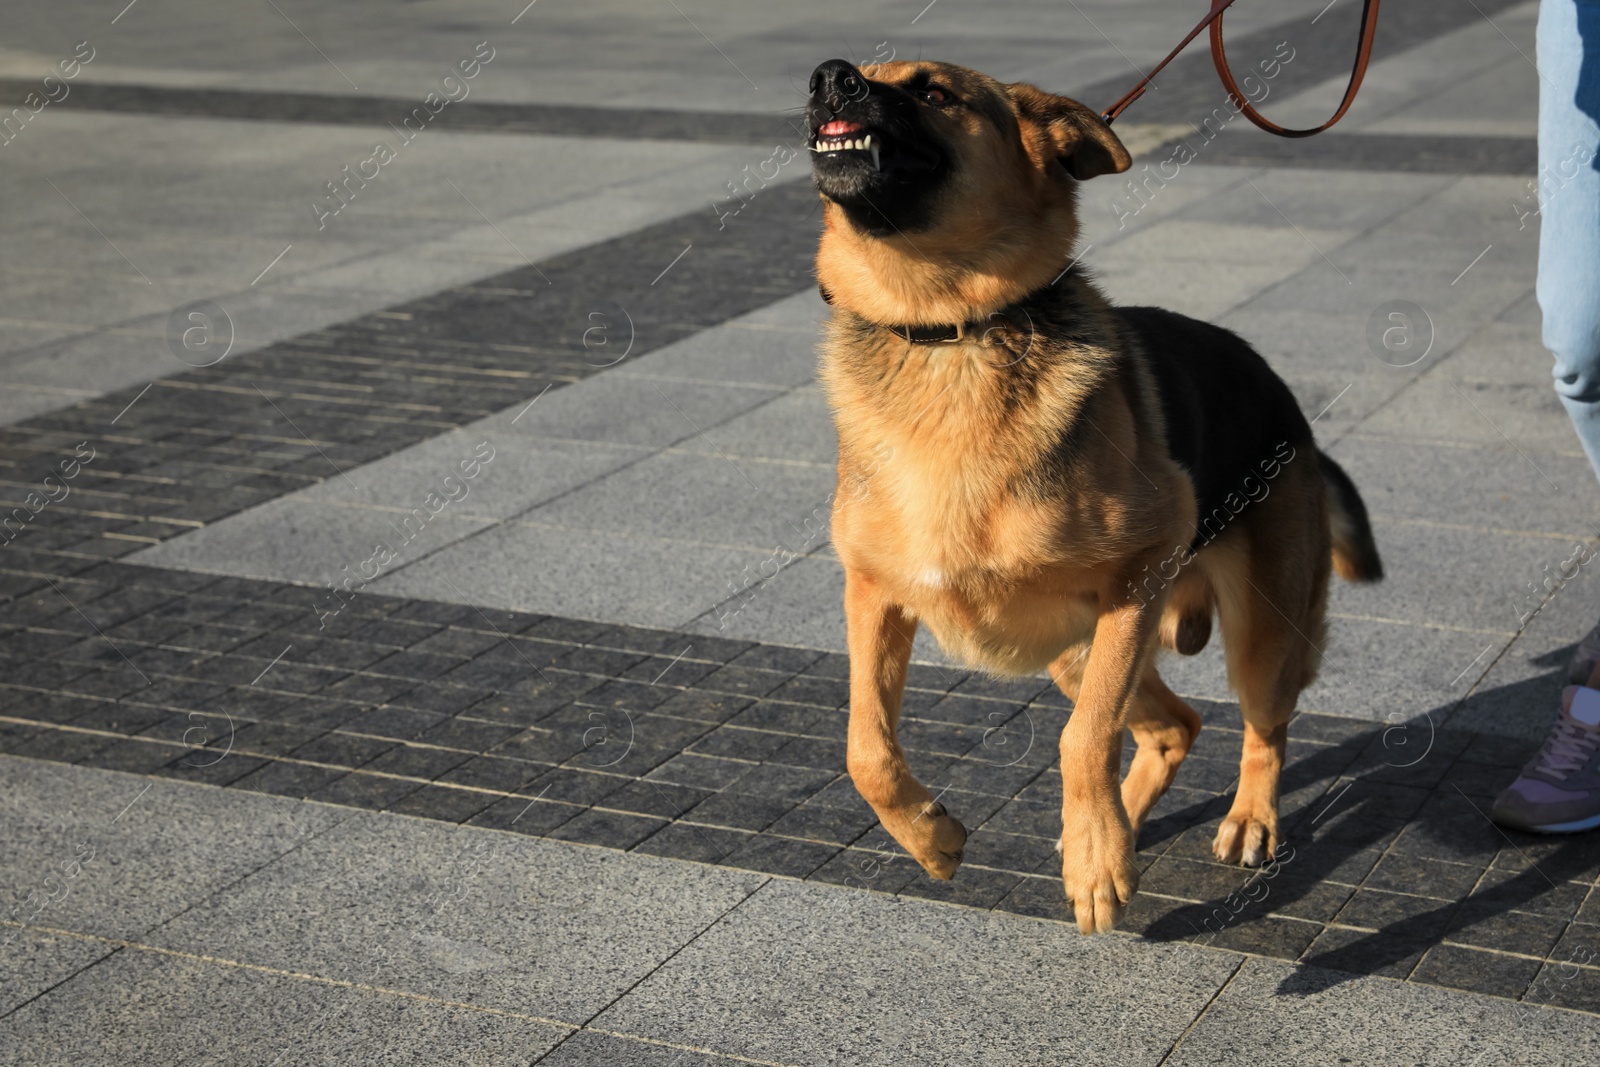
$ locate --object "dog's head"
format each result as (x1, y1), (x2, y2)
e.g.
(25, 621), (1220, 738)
(807, 58), (1130, 327)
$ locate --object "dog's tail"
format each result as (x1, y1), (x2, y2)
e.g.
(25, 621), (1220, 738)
(1318, 451), (1383, 583)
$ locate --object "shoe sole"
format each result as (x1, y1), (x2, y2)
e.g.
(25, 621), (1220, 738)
(1524, 811), (1600, 833)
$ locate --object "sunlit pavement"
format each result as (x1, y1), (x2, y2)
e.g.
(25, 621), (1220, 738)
(2, 2), (1597, 1063)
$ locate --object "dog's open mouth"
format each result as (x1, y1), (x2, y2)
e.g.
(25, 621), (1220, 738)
(809, 115), (941, 188)
(813, 119), (883, 171)
(805, 59), (948, 231)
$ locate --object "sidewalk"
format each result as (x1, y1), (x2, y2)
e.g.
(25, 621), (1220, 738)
(3, 0), (1598, 1062)
(6, 758), (1598, 1065)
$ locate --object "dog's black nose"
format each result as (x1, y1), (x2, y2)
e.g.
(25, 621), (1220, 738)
(810, 58), (868, 108)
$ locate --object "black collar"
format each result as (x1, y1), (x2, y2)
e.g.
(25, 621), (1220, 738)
(888, 321), (974, 344)
(817, 283), (1035, 346)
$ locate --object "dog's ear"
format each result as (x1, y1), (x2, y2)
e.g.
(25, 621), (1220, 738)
(1007, 84), (1131, 181)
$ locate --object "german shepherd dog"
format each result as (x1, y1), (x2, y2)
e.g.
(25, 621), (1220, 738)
(806, 59), (1383, 933)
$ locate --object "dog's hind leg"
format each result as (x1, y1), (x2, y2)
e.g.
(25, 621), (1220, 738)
(1207, 501), (1330, 867)
(842, 568), (967, 880)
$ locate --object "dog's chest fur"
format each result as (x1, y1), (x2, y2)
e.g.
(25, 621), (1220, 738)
(820, 291), (1191, 674)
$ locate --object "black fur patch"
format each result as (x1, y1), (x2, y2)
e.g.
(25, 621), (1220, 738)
(1112, 306), (1313, 540)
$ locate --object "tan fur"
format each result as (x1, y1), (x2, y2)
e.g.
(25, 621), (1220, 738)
(816, 61), (1366, 933)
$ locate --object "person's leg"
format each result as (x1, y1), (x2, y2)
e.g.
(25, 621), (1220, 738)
(1495, 0), (1600, 831)
(1541, 0), (1600, 684)
(1542, 0), (1600, 476)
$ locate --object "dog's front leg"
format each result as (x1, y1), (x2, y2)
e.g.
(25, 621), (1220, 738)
(1055, 593), (1158, 932)
(843, 568), (967, 879)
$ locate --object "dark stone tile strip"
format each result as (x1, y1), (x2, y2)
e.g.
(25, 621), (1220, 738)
(0, 558), (1595, 1011)
(0, 178), (820, 558)
(1176, 133), (1537, 175)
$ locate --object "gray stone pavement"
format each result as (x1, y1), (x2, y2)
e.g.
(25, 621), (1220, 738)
(0, 112), (760, 426)
(7, 758), (1599, 1066)
(4, 0), (1600, 1062)
(0, 0), (1365, 113)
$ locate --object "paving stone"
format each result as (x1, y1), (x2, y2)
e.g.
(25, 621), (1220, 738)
(231, 759), (351, 800)
(680, 789), (794, 834)
(1444, 903), (1569, 959)
(631, 821), (751, 866)
(0, 948), (568, 1066)
(1298, 925), (1431, 980)
(0, 757), (348, 942)
(0, 928), (114, 1018)
(896, 867), (1026, 911)
(467, 795), (583, 837)
(1201, 913), (1323, 960)
(535, 1030), (739, 1066)
(549, 807), (670, 851)
(599, 778), (714, 821)
(145, 812), (765, 1023)
(1164, 956), (1600, 1066)
(433, 754), (543, 794)
(1334, 888), (1462, 942)
(1412, 942), (1546, 999)
(306, 771), (425, 811)
(387, 784), (500, 824)
(1524, 958), (1600, 1012)
(764, 801), (877, 846)
(591, 879), (1241, 1066)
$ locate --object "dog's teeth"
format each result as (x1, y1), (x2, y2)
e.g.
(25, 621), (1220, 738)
(814, 137), (875, 155)
(870, 142), (881, 170)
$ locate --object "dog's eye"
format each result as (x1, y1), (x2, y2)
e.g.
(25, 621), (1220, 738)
(917, 86), (951, 105)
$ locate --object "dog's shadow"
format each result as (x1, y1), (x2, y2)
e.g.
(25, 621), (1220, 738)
(1131, 655), (1598, 996)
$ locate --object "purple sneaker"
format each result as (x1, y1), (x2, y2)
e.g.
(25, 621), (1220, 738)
(1492, 685), (1600, 833)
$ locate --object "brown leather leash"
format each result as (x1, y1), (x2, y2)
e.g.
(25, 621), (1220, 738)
(1100, 0), (1381, 137)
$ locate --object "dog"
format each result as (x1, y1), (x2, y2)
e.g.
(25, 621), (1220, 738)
(805, 58), (1384, 933)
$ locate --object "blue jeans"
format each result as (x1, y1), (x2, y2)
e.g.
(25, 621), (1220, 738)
(1543, 0), (1600, 475)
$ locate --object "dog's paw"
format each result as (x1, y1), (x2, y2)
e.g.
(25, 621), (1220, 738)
(900, 800), (967, 880)
(1059, 807), (1139, 934)
(1212, 812), (1277, 867)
